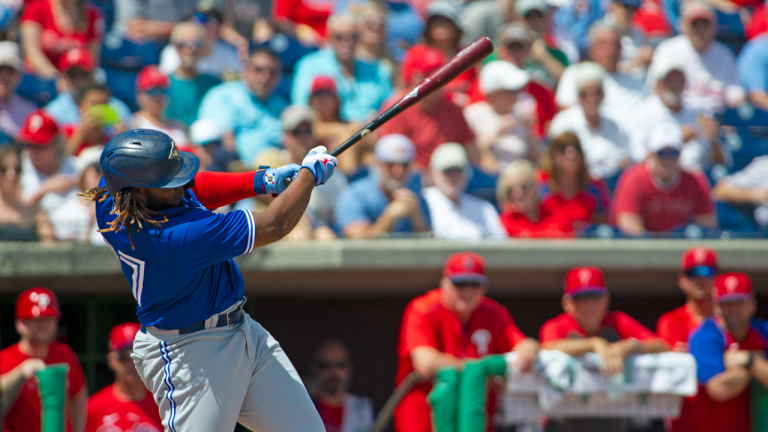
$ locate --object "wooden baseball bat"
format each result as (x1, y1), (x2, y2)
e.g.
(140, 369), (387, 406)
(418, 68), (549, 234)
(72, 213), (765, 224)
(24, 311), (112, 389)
(285, 37), (493, 186)
(370, 372), (423, 432)
(330, 36), (494, 158)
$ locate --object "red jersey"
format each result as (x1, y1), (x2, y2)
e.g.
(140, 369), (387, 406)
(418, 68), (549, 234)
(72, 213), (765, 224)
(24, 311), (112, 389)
(611, 162), (713, 233)
(273, 0), (332, 39)
(0, 342), (86, 432)
(746, 3), (767, 40)
(539, 311), (657, 343)
(631, 0), (672, 39)
(499, 204), (573, 238)
(316, 399), (343, 432)
(378, 93), (475, 168)
(656, 305), (705, 349)
(394, 289), (526, 432)
(20, 0), (104, 69)
(85, 384), (161, 432)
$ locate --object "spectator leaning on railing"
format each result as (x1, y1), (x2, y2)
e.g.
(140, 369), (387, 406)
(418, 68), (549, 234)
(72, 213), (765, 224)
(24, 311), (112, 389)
(334, 134), (430, 238)
(422, 143), (507, 240)
(291, 12), (392, 123)
(539, 266), (669, 432)
(198, 47), (286, 163)
(0, 41), (35, 140)
(684, 273), (768, 432)
(611, 123), (717, 236)
(19, 0), (104, 79)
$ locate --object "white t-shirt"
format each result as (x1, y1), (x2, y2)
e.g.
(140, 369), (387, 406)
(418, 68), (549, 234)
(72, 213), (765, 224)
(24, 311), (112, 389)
(548, 105), (629, 179)
(627, 94), (725, 171)
(556, 65), (646, 127)
(422, 187), (507, 240)
(463, 98), (534, 170)
(48, 197), (93, 242)
(307, 169), (348, 227)
(648, 36), (742, 115)
(721, 155), (768, 226)
(159, 40), (243, 80)
(132, 113), (192, 149)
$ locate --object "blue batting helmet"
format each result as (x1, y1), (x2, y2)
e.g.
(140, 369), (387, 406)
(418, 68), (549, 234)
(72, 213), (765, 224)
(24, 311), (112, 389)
(100, 129), (200, 194)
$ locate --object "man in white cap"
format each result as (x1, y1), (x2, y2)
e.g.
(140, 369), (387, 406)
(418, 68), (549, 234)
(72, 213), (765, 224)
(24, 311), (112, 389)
(549, 62), (629, 182)
(0, 41), (35, 139)
(555, 21), (645, 121)
(648, 1), (743, 114)
(628, 56), (725, 172)
(612, 123), (717, 236)
(189, 118), (238, 173)
(334, 134), (429, 238)
(423, 143), (507, 240)
(464, 61), (541, 172)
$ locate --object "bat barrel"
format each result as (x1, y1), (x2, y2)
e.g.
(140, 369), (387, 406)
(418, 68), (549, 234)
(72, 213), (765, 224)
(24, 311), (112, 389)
(329, 36), (494, 158)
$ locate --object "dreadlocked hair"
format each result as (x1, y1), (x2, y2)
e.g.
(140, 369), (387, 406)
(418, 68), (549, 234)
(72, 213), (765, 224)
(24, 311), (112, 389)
(78, 186), (170, 249)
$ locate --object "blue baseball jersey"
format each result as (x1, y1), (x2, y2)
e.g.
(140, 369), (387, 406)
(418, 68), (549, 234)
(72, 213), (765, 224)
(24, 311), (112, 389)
(95, 177), (255, 330)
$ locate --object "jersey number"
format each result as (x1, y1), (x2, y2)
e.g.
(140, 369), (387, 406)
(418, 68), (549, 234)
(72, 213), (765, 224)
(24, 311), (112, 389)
(119, 251), (145, 306)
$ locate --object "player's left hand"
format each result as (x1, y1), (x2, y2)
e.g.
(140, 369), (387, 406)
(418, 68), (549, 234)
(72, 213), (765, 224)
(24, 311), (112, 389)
(300, 146), (338, 186)
(254, 164), (301, 195)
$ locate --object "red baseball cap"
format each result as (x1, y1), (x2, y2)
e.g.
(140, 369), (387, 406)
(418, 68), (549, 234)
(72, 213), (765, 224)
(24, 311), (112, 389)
(136, 65), (170, 92)
(109, 323), (141, 351)
(714, 272), (753, 303)
(18, 110), (59, 146)
(401, 44), (445, 86)
(311, 76), (337, 95)
(16, 287), (61, 319)
(564, 266), (608, 296)
(443, 252), (488, 284)
(681, 246), (718, 276)
(58, 48), (95, 73)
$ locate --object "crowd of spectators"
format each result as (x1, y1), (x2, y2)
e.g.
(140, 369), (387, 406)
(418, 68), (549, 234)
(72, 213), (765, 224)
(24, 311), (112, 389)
(1, 0), (768, 243)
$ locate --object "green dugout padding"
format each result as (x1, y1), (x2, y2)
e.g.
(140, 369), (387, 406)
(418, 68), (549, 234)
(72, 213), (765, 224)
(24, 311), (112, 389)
(752, 380), (768, 432)
(428, 355), (507, 432)
(36, 364), (68, 432)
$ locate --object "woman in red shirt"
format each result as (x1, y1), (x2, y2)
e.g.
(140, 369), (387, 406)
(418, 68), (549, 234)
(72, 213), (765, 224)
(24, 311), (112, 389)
(20, 0), (103, 78)
(497, 159), (571, 238)
(538, 131), (610, 231)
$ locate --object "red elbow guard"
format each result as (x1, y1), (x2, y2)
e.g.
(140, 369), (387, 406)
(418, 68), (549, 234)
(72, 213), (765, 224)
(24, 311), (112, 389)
(190, 171), (258, 210)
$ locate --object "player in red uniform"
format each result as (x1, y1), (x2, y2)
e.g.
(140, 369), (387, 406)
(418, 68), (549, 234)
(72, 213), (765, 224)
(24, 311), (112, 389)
(657, 246), (718, 352)
(393, 252), (539, 432)
(86, 323), (162, 432)
(539, 266), (669, 432)
(0, 287), (87, 432)
(680, 273), (768, 432)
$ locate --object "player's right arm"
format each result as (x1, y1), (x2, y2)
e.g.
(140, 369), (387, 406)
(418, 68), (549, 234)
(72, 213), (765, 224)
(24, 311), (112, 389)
(0, 359), (45, 394)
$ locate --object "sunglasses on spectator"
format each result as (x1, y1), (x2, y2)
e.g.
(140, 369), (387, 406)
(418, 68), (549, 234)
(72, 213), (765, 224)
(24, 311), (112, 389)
(578, 89), (604, 98)
(364, 16), (385, 28)
(442, 167), (465, 176)
(572, 292), (605, 301)
(555, 143), (582, 154)
(145, 87), (168, 97)
(655, 148), (680, 159)
(66, 68), (91, 79)
(454, 281), (483, 289)
(1, 164), (20, 174)
(292, 125), (312, 136)
(0, 65), (17, 74)
(24, 143), (54, 150)
(525, 10), (545, 19)
(312, 89), (335, 97)
(115, 349), (133, 361)
(333, 32), (359, 42)
(385, 161), (410, 169)
(685, 266), (716, 278)
(248, 64), (280, 77)
(177, 39), (204, 50)
(317, 360), (348, 369)
(506, 42), (528, 51)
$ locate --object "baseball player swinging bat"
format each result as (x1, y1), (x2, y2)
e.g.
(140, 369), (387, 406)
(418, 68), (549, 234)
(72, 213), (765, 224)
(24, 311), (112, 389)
(285, 36), (494, 186)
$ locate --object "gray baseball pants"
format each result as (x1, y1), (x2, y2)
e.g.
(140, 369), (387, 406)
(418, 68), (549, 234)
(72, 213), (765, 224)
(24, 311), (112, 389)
(131, 312), (324, 432)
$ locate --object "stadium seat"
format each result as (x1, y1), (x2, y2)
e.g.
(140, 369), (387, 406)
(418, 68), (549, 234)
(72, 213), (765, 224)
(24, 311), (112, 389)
(16, 73), (57, 107)
(715, 201), (758, 233)
(714, 10), (747, 54)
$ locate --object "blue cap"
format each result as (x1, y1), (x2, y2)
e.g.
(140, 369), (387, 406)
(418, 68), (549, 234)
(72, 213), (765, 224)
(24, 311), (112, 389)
(614, 0), (642, 8)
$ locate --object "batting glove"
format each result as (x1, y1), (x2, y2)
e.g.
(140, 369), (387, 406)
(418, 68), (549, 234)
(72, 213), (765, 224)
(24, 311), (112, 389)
(300, 146), (338, 186)
(253, 164), (301, 195)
